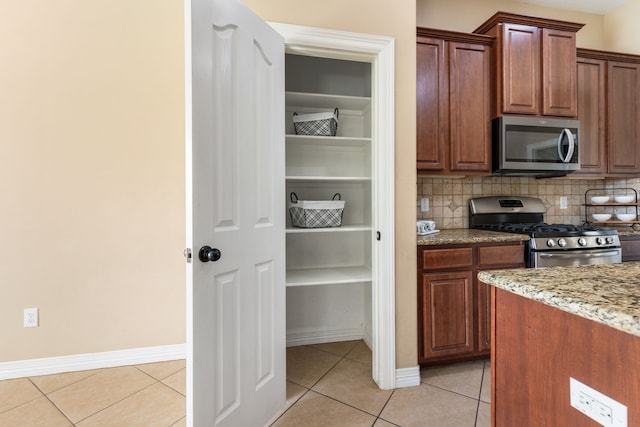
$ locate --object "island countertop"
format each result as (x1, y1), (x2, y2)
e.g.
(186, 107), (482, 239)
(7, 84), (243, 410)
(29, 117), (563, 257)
(417, 228), (529, 245)
(478, 262), (640, 337)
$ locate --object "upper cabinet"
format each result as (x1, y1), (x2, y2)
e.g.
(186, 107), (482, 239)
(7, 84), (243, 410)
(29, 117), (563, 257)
(474, 12), (583, 118)
(576, 49), (640, 176)
(417, 28), (492, 174)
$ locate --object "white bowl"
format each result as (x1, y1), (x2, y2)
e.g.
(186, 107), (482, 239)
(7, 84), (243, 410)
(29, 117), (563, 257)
(590, 196), (610, 204)
(614, 195), (635, 204)
(592, 213), (612, 222)
(616, 213), (636, 221)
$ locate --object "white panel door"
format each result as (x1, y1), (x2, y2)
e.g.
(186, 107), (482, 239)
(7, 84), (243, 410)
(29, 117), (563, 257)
(186, 0), (285, 425)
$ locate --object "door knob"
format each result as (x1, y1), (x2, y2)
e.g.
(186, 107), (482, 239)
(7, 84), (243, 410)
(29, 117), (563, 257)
(199, 246), (221, 262)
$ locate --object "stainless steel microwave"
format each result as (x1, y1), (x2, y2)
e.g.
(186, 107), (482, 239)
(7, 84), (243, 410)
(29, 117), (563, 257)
(492, 116), (580, 176)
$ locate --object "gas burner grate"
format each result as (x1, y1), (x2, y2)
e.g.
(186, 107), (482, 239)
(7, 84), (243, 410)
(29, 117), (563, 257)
(477, 222), (605, 234)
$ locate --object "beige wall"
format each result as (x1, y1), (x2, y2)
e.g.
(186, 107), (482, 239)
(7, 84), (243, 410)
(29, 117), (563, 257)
(604, 0), (640, 54)
(0, 0), (185, 361)
(243, 0), (418, 369)
(417, 0), (606, 50)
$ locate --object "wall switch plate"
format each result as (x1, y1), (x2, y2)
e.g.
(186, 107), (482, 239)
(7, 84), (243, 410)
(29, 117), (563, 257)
(24, 307), (38, 328)
(560, 196), (568, 209)
(421, 198), (430, 212)
(570, 377), (627, 426)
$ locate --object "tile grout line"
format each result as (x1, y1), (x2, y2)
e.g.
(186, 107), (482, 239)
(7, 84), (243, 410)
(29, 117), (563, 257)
(27, 377), (76, 426)
(133, 365), (187, 397)
(272, 342), (370, 425)
(71, 378), (163, 425)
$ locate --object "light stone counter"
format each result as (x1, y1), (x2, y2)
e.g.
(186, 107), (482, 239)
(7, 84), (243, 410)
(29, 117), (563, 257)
(417, 229), (529, 246)
(478, 262), (640, 337)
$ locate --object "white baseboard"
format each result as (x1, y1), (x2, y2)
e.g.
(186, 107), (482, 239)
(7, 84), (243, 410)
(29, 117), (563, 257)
(395, 366), (421, 388)
(286, 327), (363, 347)
(0, 344), (186, 380)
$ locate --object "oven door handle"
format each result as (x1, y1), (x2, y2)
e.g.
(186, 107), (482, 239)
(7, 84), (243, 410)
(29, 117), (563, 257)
(557, 128), (575, 163)
(539, 250), (620, 259)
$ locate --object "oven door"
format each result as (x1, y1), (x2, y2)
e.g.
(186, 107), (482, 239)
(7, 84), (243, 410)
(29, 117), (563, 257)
(533, 248), (622, 268)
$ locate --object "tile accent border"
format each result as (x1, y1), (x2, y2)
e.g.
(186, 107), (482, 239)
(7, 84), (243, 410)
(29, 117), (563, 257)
(395, 366), (421, 388)
(0, 344), (186, 380)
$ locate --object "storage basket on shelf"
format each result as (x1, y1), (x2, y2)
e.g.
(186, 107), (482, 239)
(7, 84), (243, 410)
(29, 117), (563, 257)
(292, 108), (339, 136)
(289, 192), (345, 228)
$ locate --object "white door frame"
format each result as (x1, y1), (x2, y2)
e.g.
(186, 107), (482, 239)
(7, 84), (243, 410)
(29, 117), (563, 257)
(270, 22), (396, 390)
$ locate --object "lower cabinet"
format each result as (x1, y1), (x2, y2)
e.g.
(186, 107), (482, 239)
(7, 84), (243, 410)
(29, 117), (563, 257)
(418, 242), (525, 364)
(620, 236), (640, 262)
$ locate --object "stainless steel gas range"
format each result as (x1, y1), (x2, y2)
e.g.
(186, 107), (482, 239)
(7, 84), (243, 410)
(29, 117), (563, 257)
(469, 196), (621, 268)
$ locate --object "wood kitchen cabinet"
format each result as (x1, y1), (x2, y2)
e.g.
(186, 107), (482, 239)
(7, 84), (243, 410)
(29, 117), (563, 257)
(620, 236), (640, 262)
(418, 242), (525, 364)
(576, 49), (640, 176)
(474, 12), (583, 118)
(416, 28), (492, 174)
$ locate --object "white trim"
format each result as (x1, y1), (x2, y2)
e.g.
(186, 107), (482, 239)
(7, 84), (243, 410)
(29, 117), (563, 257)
(286, 327), (363, 347)
(395, 366), (421, 388)
(270, 22), (396, 391)
(183, 0), (193, 423)
(0, 344), (186, 380)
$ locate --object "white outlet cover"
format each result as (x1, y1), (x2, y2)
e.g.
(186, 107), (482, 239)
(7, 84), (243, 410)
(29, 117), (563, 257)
(570, 377), (627, 427)
(24, 307), (38, 328)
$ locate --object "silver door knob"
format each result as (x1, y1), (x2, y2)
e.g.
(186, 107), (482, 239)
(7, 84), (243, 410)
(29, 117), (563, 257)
(199, 246), (221, 262)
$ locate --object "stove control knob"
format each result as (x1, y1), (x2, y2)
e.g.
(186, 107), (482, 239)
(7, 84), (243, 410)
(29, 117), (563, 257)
(578, 237), (587, 247)
(596, 237), (604, 245)
(606, 236), (614, 245)
(557, 238), (567, 247)
(546, 239), (556, 247)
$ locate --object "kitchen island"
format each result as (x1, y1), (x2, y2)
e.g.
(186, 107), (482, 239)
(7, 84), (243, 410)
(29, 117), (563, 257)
(478, 263), (640, 426)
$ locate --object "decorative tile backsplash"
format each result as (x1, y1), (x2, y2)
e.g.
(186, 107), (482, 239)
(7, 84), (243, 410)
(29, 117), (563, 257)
(417, 176), (640, 229)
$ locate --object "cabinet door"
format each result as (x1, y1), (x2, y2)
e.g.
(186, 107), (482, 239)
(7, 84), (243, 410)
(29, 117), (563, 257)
(417, 37), (447, 171)
(542, 28), (577, 117)
(607, 61), (640, 174)
(621, 238), (640, 262)
(421, 271), (474, 360)
(576, 57), (606, 175)
(500, 23), (540, 115)
(449, 41), (491, 173)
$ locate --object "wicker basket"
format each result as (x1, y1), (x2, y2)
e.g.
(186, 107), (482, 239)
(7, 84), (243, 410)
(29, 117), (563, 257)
(292, 108), (339, 136)
(289, 192), (344, 228)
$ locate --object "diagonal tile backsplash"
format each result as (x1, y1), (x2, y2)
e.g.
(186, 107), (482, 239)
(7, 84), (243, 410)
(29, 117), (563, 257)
(417, 176), (640, 229)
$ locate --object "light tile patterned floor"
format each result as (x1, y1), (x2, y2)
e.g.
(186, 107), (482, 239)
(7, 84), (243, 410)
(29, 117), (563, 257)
(0, 341), (490, 426)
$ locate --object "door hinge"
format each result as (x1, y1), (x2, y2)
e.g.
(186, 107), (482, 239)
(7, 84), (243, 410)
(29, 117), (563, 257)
(376, 231), (381, 241)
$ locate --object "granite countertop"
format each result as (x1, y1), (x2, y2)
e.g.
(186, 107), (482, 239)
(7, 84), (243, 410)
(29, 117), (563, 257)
(417, 228), (530, 246)
(612, 227), (640, 237)
(478, 263), (640, 337)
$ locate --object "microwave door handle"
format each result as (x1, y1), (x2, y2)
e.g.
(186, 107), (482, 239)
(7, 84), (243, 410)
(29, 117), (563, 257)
(557, 128), (575, 163)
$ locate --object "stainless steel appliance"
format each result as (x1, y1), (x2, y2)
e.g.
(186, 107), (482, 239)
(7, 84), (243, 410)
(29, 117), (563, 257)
(493, 116), (580, 176)
(469, 196), (621, 268)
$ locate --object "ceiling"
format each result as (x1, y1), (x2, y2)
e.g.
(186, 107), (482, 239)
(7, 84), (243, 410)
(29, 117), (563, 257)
(517, 0), (631, 14)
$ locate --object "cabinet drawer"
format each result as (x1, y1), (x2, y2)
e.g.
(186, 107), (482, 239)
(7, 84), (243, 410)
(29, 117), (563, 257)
(478, 245), (524, 268)
(422, 248), (473, 270)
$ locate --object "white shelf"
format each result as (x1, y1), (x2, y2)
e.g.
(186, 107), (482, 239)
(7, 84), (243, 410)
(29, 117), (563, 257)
(286, 266), (372, 287)
(286, 91), (371, 111)
(286, 176), (372, 182)
(286, 225), (372, 234)
(286, 134), (371, 147)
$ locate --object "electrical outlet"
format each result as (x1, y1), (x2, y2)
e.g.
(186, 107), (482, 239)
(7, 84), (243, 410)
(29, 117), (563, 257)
(24, 308), (38, 328)
(421, 198), (430, 212)
(570, 377), (627, 426)
(560, 196), (568, 209)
